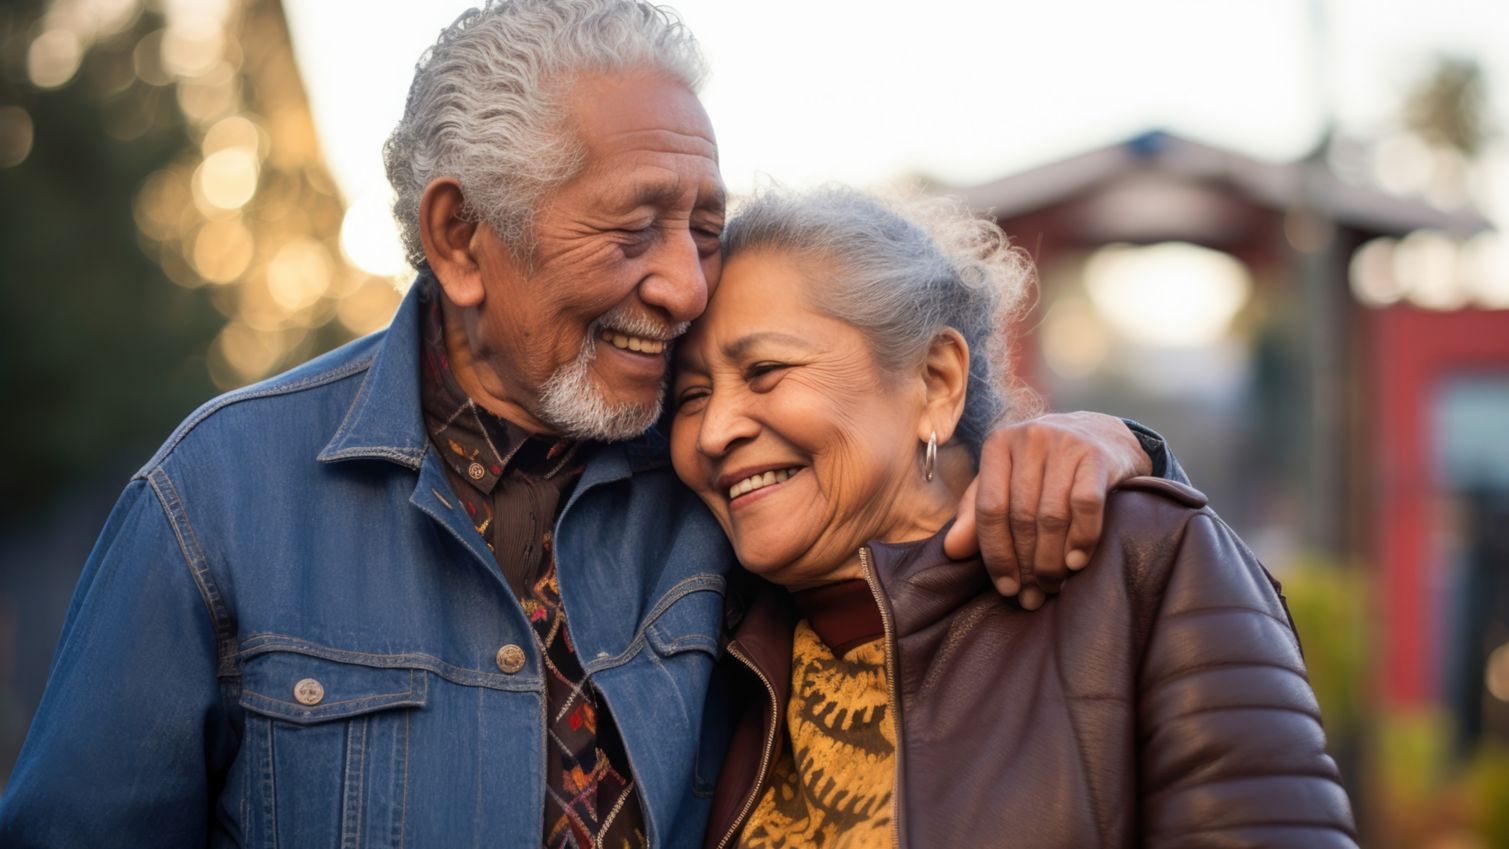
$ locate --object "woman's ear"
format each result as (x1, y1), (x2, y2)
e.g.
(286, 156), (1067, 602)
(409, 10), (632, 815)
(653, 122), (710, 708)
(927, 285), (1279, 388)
(918, 328), (970, 445)
(418, 177), (489, 308)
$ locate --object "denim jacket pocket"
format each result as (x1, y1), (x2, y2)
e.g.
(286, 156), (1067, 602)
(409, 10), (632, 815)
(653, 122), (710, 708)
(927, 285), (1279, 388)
(238, 649), (427, 849)
(642, 576), (724, 659)
(637, 578), (725, 798)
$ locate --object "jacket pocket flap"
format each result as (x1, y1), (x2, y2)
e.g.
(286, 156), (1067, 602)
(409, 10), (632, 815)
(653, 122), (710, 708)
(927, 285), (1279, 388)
(239, 651), (428, 725)
(644, 582), (724, 657)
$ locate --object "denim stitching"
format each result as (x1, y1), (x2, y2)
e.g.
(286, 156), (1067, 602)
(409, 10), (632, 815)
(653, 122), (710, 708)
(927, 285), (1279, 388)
(340, 716), (368, 849)
(241, 688), (423, 718)
(318, 349), (426, 469)
(261, 716), (278, 849)
(146, 467), (238, 673)
(236, 636), (539, 691)
(137, 353), (377, 478)
(582, 574), (726, 674)
(395, 708), (410, 849)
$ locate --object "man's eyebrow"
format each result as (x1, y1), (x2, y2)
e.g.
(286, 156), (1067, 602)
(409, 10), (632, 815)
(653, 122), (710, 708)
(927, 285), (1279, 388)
(625, 180), (685, 210)
(725, 331), (812, 359)
(618, 180), (724, 213)
(698, 185), (727, 216)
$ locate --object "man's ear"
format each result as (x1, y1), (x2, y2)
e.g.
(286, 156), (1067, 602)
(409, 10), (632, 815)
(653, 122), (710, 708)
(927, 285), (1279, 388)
(918, 328), (970, 445)
(418, 177), (491, 308)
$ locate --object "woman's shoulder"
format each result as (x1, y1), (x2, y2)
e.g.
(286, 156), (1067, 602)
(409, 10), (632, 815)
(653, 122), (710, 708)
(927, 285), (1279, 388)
(1106, 476), (1209, 518)
(1100, 476), (1220, 561)
(1092, 476), (1293, 644)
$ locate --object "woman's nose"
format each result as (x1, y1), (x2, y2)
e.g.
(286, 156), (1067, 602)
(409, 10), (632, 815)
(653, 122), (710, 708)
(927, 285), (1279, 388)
(697, 387), (758, 458)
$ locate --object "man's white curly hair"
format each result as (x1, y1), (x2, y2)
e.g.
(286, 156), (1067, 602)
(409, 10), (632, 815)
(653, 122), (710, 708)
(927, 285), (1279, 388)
(383, 0), (707, 268)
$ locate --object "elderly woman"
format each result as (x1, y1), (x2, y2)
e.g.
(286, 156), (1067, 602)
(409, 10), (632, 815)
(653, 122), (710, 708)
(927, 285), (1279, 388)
(669, 187), (1358, 848)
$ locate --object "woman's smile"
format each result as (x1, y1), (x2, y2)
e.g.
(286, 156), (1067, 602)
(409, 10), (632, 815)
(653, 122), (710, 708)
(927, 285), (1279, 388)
(723, 465), (807, 508)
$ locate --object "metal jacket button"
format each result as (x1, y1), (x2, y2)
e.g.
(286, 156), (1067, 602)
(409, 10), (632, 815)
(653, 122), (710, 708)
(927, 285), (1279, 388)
(495, 644), (526, 674)
(293, 678), (325, 706)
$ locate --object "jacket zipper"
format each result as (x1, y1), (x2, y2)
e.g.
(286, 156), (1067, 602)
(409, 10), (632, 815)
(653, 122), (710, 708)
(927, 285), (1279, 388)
(715, 642), (782, 849)
(860, 545), (905, 849)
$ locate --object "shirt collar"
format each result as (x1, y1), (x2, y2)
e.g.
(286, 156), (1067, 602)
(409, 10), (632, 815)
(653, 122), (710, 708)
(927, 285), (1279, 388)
(417, 281), (581, 494)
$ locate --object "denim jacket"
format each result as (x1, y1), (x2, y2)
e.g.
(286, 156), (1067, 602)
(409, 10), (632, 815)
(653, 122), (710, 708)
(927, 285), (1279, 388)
(0, 284), (737, 848)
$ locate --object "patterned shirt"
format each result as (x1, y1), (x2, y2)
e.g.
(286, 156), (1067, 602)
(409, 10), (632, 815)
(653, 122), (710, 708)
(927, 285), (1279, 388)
(419, 286), (647, 849)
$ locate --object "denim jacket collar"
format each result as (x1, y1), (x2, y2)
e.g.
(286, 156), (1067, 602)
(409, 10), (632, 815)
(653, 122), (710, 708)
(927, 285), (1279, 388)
(316, 277), (431, 469)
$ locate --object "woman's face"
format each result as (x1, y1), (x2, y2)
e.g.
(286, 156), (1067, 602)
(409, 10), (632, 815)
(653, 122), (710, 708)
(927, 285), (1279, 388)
(670, 249), (944, 588)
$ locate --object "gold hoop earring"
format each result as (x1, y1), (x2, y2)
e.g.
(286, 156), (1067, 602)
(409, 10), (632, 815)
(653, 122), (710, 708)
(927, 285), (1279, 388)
(924, 431), (938, 482)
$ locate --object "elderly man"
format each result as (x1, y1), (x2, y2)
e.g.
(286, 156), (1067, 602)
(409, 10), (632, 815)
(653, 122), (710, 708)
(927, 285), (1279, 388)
(0, 1), (1184, 846)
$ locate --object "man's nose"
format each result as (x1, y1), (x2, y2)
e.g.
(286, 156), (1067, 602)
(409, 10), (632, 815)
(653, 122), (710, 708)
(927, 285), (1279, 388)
(639, 230), (709, 323)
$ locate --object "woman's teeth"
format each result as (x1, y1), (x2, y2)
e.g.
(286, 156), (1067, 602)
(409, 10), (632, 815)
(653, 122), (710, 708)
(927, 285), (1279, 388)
(729, 467), (801, 500)
(600, 330), (666, 354)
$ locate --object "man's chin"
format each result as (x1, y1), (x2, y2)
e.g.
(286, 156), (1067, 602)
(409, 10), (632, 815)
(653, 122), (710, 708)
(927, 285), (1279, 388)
(537, 381), (664, 442)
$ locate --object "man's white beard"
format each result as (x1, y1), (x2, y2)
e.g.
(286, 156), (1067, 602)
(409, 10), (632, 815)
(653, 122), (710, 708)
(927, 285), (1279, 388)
(536, 310), (684, 442)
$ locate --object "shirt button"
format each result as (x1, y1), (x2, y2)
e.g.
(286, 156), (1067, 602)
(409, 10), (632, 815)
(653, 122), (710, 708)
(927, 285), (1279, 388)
(293, 678), (325, 706)
(468, 462), (486, 480)
(495, 644), (526, 674)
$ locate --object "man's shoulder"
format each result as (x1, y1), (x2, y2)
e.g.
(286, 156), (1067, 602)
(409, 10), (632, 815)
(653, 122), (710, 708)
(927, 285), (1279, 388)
(136, 330), (387, 480)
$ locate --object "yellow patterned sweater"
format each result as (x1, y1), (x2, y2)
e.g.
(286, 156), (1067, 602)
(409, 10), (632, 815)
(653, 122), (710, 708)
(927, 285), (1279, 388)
(737, 619), (896, 849)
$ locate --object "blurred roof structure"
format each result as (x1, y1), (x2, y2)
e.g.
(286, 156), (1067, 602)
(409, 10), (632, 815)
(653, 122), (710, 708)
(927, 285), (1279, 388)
(942, 130), (1493, 244)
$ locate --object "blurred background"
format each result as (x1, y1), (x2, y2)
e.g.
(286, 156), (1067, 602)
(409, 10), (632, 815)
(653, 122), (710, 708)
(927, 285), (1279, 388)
(2, 0), (1508, 844)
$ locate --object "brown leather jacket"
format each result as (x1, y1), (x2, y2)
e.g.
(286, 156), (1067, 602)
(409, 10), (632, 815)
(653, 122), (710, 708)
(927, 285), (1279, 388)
(704, 477), (1358, 848)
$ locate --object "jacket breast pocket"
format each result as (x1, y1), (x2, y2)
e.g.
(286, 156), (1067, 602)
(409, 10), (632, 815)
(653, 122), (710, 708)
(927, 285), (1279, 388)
(238, 650), (427, 849)
(640, 581), (725, 798)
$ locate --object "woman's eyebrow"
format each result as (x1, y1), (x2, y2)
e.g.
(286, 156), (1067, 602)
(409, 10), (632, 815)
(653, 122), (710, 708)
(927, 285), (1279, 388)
(723, 332), (812, 359)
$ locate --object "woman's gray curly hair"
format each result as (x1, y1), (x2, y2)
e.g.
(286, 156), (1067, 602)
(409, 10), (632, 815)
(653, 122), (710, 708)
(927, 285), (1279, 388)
(384, 0), (707, 268)
(721, 186), (1039, 458)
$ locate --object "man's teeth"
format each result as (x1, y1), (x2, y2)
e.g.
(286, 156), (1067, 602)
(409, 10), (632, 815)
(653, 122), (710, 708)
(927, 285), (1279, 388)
(729, 467), (801, 500)
(600, 330), (666, 354)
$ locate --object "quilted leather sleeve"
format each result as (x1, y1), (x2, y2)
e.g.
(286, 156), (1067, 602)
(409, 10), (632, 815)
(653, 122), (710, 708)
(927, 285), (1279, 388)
(1137, 511), (1359, 848)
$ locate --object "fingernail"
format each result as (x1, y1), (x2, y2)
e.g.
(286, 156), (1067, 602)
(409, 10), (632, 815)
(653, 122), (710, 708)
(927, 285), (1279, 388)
(994, 577), (1020, 597)
(1020, 587), (1044, 611)
(1066, 550), (1089, 571)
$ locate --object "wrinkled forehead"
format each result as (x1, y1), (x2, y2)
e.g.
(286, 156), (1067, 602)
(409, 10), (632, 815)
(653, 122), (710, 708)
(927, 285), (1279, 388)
(674, 249), (829, 371)
(566, 68), (719, 161)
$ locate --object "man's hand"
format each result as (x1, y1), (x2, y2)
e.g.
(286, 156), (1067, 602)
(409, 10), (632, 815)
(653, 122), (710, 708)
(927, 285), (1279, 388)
(943, 412), (1152, 610)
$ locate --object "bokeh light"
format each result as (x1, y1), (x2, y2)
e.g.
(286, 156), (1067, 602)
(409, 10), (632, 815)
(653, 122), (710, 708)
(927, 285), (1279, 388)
(201, 114), (262, 157)
(193, 146), (259, 211)
(336, 277), (404, 336)
(1040, 294), (1111, 379)
(191, 219), (255, 284)
(1488, 643), (1509, 703)
(266, 238), (333, 312)
(161, 19), (224, 79)
(1349, 237), (1404, 308)
(1083, 242), (1253, 347)
(340, 194), (410, 277)
(1395, 229), (1466, 310)
(131, 30), (172, 86)
(0, 107), (35, 168)
(27, 29), (85, 89)
(1461, 233), (1509, 309)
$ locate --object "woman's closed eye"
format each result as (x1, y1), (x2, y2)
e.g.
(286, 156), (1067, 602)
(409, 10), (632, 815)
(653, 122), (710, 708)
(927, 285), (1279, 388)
(745, 361), (790, 388)
(674, 384), (711, 413)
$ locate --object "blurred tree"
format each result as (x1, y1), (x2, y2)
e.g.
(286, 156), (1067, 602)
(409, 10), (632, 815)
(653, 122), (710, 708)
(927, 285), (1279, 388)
(0, 1), (222, 515)
(1404, 55), (1494, 158)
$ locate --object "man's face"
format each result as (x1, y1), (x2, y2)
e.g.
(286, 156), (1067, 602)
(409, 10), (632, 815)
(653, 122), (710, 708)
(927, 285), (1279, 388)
(466, 68), (725, 440)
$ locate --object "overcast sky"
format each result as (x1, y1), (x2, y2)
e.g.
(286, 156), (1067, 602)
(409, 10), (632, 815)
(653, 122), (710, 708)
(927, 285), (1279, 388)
(284, 0), (1509, 266)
